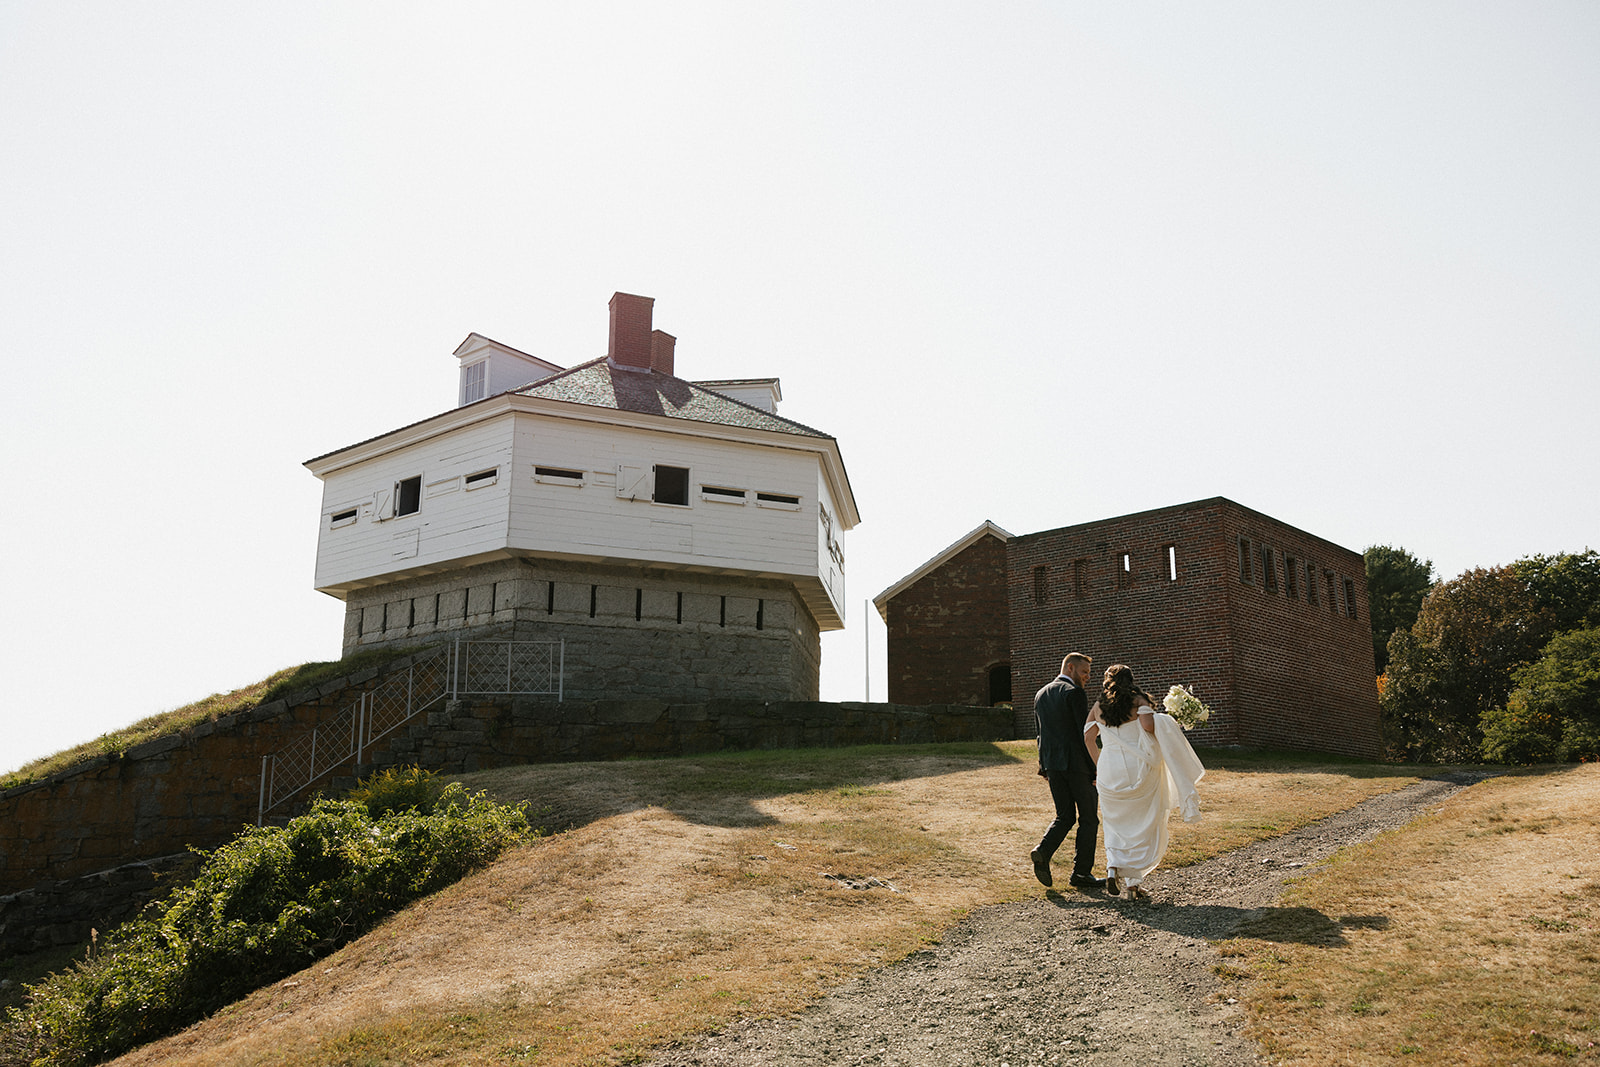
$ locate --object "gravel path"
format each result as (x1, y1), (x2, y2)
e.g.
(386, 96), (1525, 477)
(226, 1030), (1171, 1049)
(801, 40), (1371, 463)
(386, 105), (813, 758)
(645, 772), (1490, 1067)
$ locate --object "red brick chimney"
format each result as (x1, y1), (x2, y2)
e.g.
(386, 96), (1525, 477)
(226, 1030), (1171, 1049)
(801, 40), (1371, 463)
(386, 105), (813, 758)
(650, 330), (676, 376)
(608, 292), (654, 370)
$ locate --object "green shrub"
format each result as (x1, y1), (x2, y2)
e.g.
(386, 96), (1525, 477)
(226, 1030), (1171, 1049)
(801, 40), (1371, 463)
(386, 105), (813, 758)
(1480, 626), (1600, 764)
(346, 765), (444, 817)
(0, 784), (530, 1067)
(1479, 697), (1562, 764)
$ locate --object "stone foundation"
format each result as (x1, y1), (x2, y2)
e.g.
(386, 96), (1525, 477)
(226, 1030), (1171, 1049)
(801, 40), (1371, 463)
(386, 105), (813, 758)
(339, 558), (822, 702)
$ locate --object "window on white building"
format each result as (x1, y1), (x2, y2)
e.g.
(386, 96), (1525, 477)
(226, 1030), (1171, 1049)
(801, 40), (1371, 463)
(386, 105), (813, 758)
(394, 476), (422, 517)
(535, 466), (584, 486)
(460, 361), (487, 405)
(653, 465), (690, 506)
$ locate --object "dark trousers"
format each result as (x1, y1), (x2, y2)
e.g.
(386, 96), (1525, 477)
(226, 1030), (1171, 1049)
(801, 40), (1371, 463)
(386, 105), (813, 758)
(1036, 770), (1099, 878)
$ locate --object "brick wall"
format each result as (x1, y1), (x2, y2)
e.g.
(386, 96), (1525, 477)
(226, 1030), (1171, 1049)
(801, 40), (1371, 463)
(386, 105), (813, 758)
(883, 534), (1010, 707)
(1217, 500), (1381, 756)
(1006, 498), (1380, 759)
(1008, 499), (1239, 746)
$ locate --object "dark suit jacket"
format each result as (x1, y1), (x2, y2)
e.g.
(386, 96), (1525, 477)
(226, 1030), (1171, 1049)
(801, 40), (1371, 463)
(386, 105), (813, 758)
(1034, 676), (1096, 776)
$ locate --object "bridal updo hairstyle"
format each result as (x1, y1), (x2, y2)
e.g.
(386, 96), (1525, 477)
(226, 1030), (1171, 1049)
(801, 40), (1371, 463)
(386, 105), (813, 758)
(1099, 664), (1153, 727)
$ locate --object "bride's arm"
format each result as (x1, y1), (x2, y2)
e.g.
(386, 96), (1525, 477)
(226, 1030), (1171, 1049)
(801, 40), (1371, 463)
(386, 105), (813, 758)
(1083, 704), (1103, 764)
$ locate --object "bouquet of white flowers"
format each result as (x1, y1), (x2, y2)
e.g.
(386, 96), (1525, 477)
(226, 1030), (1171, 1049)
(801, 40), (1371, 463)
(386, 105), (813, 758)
(1162, 684), (1212, 731)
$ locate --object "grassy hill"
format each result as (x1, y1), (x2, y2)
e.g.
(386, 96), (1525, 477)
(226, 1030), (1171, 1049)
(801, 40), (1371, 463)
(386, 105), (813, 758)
(1, 648), (420, 792)
(69, 740), (1542, 1067)
(7, 718), (1594, 1065)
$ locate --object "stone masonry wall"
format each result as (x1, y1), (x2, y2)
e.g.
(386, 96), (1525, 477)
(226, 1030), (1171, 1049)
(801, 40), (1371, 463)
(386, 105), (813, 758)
(0, 654), (1012, 957)
(340, 557), (822, 702)
(883, 534), (1010, 708)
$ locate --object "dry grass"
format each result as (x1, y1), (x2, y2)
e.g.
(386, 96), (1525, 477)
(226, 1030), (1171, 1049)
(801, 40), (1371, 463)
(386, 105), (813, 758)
(96, 741), (1419, 1067)
(1217, 762), (1600, 1065)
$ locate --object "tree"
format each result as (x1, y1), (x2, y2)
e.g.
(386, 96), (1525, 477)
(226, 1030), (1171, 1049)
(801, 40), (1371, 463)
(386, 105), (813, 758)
(1380, 565), (1551, 762)
(1510, 550), (1600, 634)
(1364, 545), (1434, 674)
(1481, 626), (1600, 763)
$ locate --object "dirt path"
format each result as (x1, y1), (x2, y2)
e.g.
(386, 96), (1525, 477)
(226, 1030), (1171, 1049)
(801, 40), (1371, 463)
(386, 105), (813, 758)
(644, 772), (1490, 1067)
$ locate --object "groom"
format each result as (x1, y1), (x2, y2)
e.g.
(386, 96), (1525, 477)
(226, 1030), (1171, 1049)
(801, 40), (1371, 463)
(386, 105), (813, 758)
(1030, 652), (1106, 889)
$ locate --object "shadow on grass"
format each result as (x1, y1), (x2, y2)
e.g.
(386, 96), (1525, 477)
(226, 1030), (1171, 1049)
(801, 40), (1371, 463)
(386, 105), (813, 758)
(1042, 890), (1389, 946)
(1193, 747), (1424, 779)
(461, 740), (1031, 832)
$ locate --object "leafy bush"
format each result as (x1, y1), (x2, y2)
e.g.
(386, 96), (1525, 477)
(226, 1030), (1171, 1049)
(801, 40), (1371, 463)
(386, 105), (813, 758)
(347, 765), (444, 817)
(1481, 626), (1600, 764)
(1479, 697), (1563, 765)
(0, 784), (530, 1067)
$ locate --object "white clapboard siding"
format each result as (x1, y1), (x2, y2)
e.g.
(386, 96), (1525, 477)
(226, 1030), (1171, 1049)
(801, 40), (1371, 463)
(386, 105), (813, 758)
(505, 415), (823, 578)
(313, 404), (849, 626)
(314, 415), (515, 591)
(814, 468), (847, 622)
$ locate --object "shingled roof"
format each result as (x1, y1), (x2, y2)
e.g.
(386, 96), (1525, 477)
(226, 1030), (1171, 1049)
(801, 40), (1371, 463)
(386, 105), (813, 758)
(514, 357), (832, 439)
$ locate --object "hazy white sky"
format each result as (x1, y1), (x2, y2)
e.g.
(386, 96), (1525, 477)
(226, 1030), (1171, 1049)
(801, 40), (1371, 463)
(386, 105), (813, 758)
(3, 2), (1596, 773)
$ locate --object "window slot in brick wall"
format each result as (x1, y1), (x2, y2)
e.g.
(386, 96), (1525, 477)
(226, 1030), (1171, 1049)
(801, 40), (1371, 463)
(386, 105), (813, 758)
(1238, 538), (1252, 583)
(1306, 561), (1318, 605)
(1033, 565), (1049, 604)
(1344, 578), (1358, 619)
(1166, 545), (1178, 581)
(1286, 556), (1299, 599)
(1261, 545), (1277, 592)
(1074, 558), (1087, 598)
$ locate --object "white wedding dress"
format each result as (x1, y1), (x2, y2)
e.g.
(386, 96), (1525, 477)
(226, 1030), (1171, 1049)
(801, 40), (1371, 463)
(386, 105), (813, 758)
(1093, 711), (1206, 889)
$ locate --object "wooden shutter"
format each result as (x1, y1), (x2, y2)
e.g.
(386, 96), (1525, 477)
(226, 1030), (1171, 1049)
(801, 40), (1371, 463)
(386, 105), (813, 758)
(615, 464), (647, 500)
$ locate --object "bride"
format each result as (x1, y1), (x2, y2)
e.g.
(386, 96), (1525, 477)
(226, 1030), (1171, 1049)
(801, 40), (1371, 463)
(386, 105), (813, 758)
(1083, 664), (1206, 900)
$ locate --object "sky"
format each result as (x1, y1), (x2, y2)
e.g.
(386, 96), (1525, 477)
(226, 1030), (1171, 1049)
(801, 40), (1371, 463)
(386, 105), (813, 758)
(2, 2), (1597, 774)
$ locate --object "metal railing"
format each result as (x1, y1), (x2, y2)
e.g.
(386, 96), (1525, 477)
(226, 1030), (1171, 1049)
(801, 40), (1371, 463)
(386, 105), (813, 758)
(257, 638), (562, 823)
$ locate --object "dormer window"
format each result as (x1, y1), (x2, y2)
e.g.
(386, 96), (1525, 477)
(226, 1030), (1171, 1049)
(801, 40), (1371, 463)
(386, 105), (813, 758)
(460, 361), (487, 406)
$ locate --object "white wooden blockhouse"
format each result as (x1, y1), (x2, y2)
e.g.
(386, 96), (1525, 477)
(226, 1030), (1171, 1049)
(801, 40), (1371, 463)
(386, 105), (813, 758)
(304, 293), (859, 702)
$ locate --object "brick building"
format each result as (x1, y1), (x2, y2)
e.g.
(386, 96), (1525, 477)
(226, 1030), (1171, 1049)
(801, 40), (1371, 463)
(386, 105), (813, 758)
(873, 521), (1014, 708)
(875, 498), (1382, 759)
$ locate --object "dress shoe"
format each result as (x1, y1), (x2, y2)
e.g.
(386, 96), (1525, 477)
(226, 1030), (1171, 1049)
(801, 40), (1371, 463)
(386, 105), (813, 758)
(1030, 849), (1053, 887)
(1104, 867), (1121, 896)
(1068, 873), (1106, 889)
